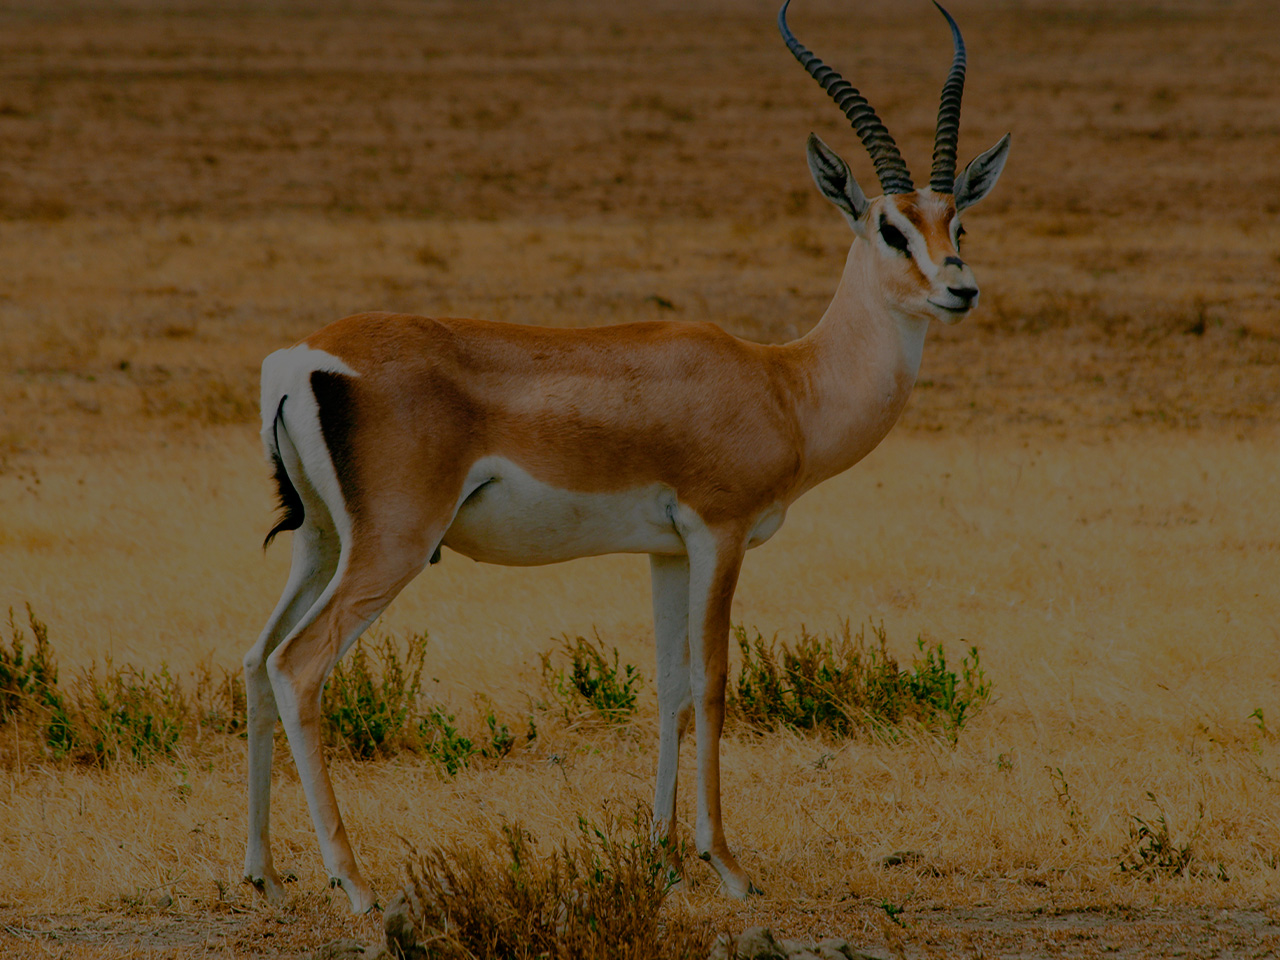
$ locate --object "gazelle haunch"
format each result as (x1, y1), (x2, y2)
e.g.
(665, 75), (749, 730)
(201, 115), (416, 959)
(243, 0), (1009, 912)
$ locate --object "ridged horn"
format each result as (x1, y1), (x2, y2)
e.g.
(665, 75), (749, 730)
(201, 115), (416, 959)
(778, 0), (914, 195)
(929, 2), (966, 193)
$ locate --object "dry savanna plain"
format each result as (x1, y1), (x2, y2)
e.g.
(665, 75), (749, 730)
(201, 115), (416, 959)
(1, 0), (1279, 956)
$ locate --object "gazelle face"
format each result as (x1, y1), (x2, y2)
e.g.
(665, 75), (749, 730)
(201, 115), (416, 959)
(867, 191), (976, 325)
(804, 130), (1010, 326)
(783, 0), (1011, 328)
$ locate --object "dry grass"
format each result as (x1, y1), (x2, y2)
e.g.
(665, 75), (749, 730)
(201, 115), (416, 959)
(1, 0), (1278, 955)
(2, 431), (1278, 954)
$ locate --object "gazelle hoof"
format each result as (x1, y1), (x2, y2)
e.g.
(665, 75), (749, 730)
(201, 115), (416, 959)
(329, 876), (378, 914)
(244, 872), (287, 903)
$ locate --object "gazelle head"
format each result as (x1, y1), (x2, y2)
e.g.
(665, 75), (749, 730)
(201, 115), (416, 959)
(780, 0), (1010, 325)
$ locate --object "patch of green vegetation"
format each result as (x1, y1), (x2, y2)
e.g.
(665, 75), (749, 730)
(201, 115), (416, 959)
(541, 634), (642, 724)
(322, 631), (521, 774)
(77, 663), (187, 765)
(0, 609), (517, 772)
(729, 620), (990, 742)
(417, 705), (477, 776)
(1, 605), (60, 720)
(324, 632), (428, 760)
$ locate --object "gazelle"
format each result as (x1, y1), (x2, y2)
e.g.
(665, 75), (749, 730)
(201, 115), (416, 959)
(243, 0), (1009, 912)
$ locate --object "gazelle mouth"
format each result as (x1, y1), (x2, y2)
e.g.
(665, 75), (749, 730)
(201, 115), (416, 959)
(928, 299), (971, 314)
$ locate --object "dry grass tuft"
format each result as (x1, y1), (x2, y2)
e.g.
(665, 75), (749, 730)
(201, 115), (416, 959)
(393, 810), (716, 960)
(1117, 792), (1222, 883)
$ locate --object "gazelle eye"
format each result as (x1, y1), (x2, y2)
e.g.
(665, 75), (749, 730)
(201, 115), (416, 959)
(955, 223), (966, 249)
(878, 219), (911, 255)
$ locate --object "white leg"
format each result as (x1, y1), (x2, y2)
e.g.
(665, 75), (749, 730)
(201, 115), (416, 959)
(649, 553), (692, 867)
(266, 538), (428, 914)
(682, 523), (760, 898)
(243, 521), (338, 900)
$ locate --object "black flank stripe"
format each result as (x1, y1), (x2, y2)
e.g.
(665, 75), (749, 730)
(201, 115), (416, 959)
(310, 370), (363, 517)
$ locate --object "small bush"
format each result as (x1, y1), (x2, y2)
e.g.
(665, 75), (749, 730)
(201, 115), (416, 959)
(541, 634), (642, 724)
(2, 608), (199, 765)
(416, 705), (519, 777)
(1, 606), (73, 755)
(729, 620), (990, 741)
(482, 709), (516, 759)
(74, 662), (188, 765)
(417, 705), (475, 776)
(324, 632), (429, 759)
(396, 809), (713, 960)
(1, 605), (62, 721)
(323, 631), (522, 774)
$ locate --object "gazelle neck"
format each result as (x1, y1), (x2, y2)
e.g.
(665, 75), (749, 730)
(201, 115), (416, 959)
(786, 236), (929, 493)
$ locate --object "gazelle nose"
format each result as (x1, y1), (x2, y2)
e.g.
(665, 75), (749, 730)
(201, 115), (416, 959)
(947, 285), (978, 303)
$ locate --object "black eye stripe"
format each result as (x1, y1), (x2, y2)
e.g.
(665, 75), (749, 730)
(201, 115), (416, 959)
(878, 218), (911, 254)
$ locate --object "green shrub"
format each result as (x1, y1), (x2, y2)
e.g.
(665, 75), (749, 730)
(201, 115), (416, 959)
(417, 705), (475, 775)
(74, 662), (187, 765)
(323, 632), (429, 759)
(541, 634), (642, 724)
(479, 706), (516, 761)
(729, 620), (990, 741)
(0, 608), (517, 773)
(418, 703), (519, 776)
(398, 808), (712, 960)
(322, 631), (522, 774)
(1, 605), (61, 721)
(2, 608), (194, 764)
(1, 605), (73, 755)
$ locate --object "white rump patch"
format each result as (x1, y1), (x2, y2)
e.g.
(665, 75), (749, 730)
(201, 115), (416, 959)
(258, 345), (362, 546)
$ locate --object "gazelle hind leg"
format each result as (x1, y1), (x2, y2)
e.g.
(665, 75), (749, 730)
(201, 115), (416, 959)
(649, 553), (693, 875)
(243, 520), (339, 900)
(682, 523), (761, 898)
(266, 535), (433, 913)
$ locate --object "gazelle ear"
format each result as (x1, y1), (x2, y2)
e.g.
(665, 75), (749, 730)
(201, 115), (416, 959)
(954, 133), (1010, 212)
(806, 133), (870, 231)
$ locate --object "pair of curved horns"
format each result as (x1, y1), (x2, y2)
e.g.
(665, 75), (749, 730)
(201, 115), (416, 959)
(778, 0), (966, 196)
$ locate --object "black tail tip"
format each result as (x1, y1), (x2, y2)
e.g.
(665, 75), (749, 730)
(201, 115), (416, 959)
(264, 447), (304, 550)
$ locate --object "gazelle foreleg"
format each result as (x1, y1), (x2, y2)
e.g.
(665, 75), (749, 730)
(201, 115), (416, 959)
(649, 553), (693, 874)
(682, 521), (760, 898)
(243, 519), (340, 900)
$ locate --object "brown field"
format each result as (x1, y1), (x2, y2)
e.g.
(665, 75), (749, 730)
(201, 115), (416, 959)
(1, 0), (1279, 956)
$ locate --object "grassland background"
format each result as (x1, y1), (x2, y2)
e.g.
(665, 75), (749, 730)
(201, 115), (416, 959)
(1, 0), (1279, 956)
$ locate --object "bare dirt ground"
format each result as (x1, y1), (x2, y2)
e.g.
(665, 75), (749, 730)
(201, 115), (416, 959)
(3, 905), (1280, 959)
(0, 0), (1278, 956)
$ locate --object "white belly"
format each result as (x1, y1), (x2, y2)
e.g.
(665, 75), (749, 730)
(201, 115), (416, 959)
(441, 456), (789, 566)
(442, 457), (686, 565)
